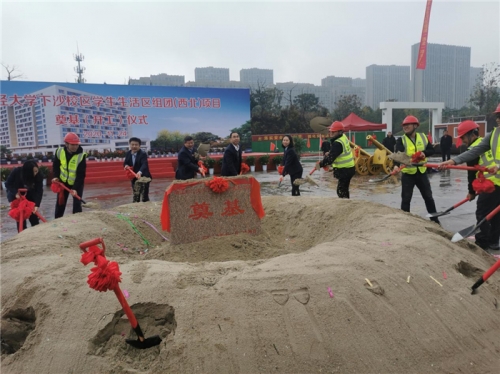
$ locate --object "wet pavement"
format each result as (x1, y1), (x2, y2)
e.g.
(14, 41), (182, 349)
(0, 156), (481, 244)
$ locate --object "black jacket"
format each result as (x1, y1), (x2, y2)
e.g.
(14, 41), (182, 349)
(123, 149), (152, 179)
(440, 135), (453, 151)
(175, 146), (199, 180)
(320, 141), (331, 155)
(319, 137), (345, 168)
(53, 146), (87, 190)
(221, 144), (242, 176)
(281, 147), (303, 176)
(382, 135), (397, 152)
(5, 167), (43, 206)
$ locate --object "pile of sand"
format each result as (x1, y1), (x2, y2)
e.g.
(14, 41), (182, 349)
(1, 196), (499, 373)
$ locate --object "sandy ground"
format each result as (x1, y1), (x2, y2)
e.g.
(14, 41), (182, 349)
(1, 194), (499, 374)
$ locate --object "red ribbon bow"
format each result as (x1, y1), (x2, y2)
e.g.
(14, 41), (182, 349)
(206, 176), (229, 193)
(472, 172), (495, 194)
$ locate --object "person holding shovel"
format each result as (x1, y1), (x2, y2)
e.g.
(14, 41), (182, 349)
(52, 132), (87, 218)
(221, 131), (242, 177)
(393, 115), (440, 224)
(5, 160), (43, 231)
(175, 136), (204, 180)
(280, 135), (303, 196)
(123, 137), (152, 202)
(317, 121), (355, 198)
(438, 106), (500, 250)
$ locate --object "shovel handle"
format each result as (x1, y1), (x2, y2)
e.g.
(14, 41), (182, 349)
(485, 203), (500, 221)
(424, 163), (495, 173)
(113, 286), (139, 330)
(471, 258), (500, 292)
(55, 181), (87, 204)
(34, 211), (47, 223)
(453, 197), (471, 209)
(79, 237), (106, 255)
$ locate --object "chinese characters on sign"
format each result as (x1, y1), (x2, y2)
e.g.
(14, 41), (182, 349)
(0, 94), (222, 132)
(0, 94), (222, 109)
(188, 199), (245, 220)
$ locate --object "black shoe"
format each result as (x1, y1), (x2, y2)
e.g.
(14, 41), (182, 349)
(488, 244), (500, 251)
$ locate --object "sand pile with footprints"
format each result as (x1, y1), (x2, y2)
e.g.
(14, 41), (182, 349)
(1, 196), (499, 373)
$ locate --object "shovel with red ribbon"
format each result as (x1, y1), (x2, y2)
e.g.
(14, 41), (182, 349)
(79, 238), (162, 349)
(8, 188), (47, 233)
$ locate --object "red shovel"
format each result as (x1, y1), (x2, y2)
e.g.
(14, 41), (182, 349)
(452, 204), (500, 243)
(53, 181), (87, 204)
(471, 258), (500, 294)
(79, 238), (162, 349)
(426, 197), (470, 219)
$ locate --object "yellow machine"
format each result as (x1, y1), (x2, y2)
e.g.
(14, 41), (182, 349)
(366, 135), (393, 175)
(348, 140), (371, 176)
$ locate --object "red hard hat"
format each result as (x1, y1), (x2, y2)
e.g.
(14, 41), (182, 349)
(402, 115), (419, 126)
(64, 132), (81, 145)
(495, 103), (500, 113)
(457, 120), (479, 138)
(329, 121), (344, 132)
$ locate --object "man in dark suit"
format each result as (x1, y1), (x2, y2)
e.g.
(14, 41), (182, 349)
(123, 137), (152, 202)
(382, 131), (397, 152)
(175, 136), (203, 180)
(221, 132), (242, 176)
(440, 130), (453, 161)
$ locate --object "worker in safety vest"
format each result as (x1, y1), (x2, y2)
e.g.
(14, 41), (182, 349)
(317, 121), (355, 198)
(393, 115), (440, 224)
(52, 132), (87, 218)
(438, 105), (500, 251)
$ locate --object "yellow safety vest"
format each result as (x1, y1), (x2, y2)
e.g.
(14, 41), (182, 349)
(56, 147), (86, 186)
(332, 134), (355, 168)
(469, 135), (500, 186)
(401, 133), (428, 174)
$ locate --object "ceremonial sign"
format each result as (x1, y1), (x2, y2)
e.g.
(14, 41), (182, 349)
(161, 176), (265, 244)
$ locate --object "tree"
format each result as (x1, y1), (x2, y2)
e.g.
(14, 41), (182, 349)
(192, 132), (219, 144)
(1, 63), (24, 81)
(0, 145), (12, 159)
(469, 62), (500, 130)
(231, 121), (252, 150)
(151, 130), (189, 152)
(332, 95), (362, 121)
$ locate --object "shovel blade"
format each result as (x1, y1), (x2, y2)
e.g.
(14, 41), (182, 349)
(126, 335), (162, 349)
(426, 211), (451, 218)
(452, 224), (479, 243)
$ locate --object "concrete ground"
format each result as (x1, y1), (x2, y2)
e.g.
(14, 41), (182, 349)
(1, 156), (497, 255)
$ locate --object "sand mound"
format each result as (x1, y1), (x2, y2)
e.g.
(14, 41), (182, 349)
(1, 197), (499, 373)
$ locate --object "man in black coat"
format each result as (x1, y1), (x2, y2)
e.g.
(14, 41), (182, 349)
(382, 131), (397, 152)
(221, 132), (242, 176)
(440, 130), (453, 161)
(175, 136), (203, 180)
(123, 137), (152, 202)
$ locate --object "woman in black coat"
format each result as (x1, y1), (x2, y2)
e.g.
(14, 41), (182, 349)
(5, 160), (44, 231)
(280, 135), (303, 196)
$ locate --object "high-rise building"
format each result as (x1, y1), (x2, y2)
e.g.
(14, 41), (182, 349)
(129, 73), (185, 86)
(366, 65), (410, 109)
(195, 67), (230, 83)
(240, 68), (274, 89)
(321, 76), (365, 109)
(410, 43), (471, 109)
(469, 66), (483, 97)
(0, 85), (130, 150)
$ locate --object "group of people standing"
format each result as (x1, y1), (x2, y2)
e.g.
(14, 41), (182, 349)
(6, 103), (500, 252)
(5, 133), (152, 231)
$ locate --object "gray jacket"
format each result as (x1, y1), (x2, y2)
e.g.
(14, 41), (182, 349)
(453, 131), (496, 165)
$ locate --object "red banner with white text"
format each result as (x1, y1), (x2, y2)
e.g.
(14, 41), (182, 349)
(416, 0), (433, 70)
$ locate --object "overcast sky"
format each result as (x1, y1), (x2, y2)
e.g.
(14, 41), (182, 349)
(1, 0), (499, 86)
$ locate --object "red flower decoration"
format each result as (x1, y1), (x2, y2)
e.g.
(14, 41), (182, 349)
(240, 163), (250, 174)
(198, 161), (208, 176)
(277, 165), (284, 175)
(125, 168), (137, 180)
(80, 245), (105, 266)
(411, 151), (425, 163)
(51, 183), (62, 193)
(8, 199), (35, 221)
(472, 173), (495, 194)
(87, 261), (122, 292)
(206, 176), (229, 193)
